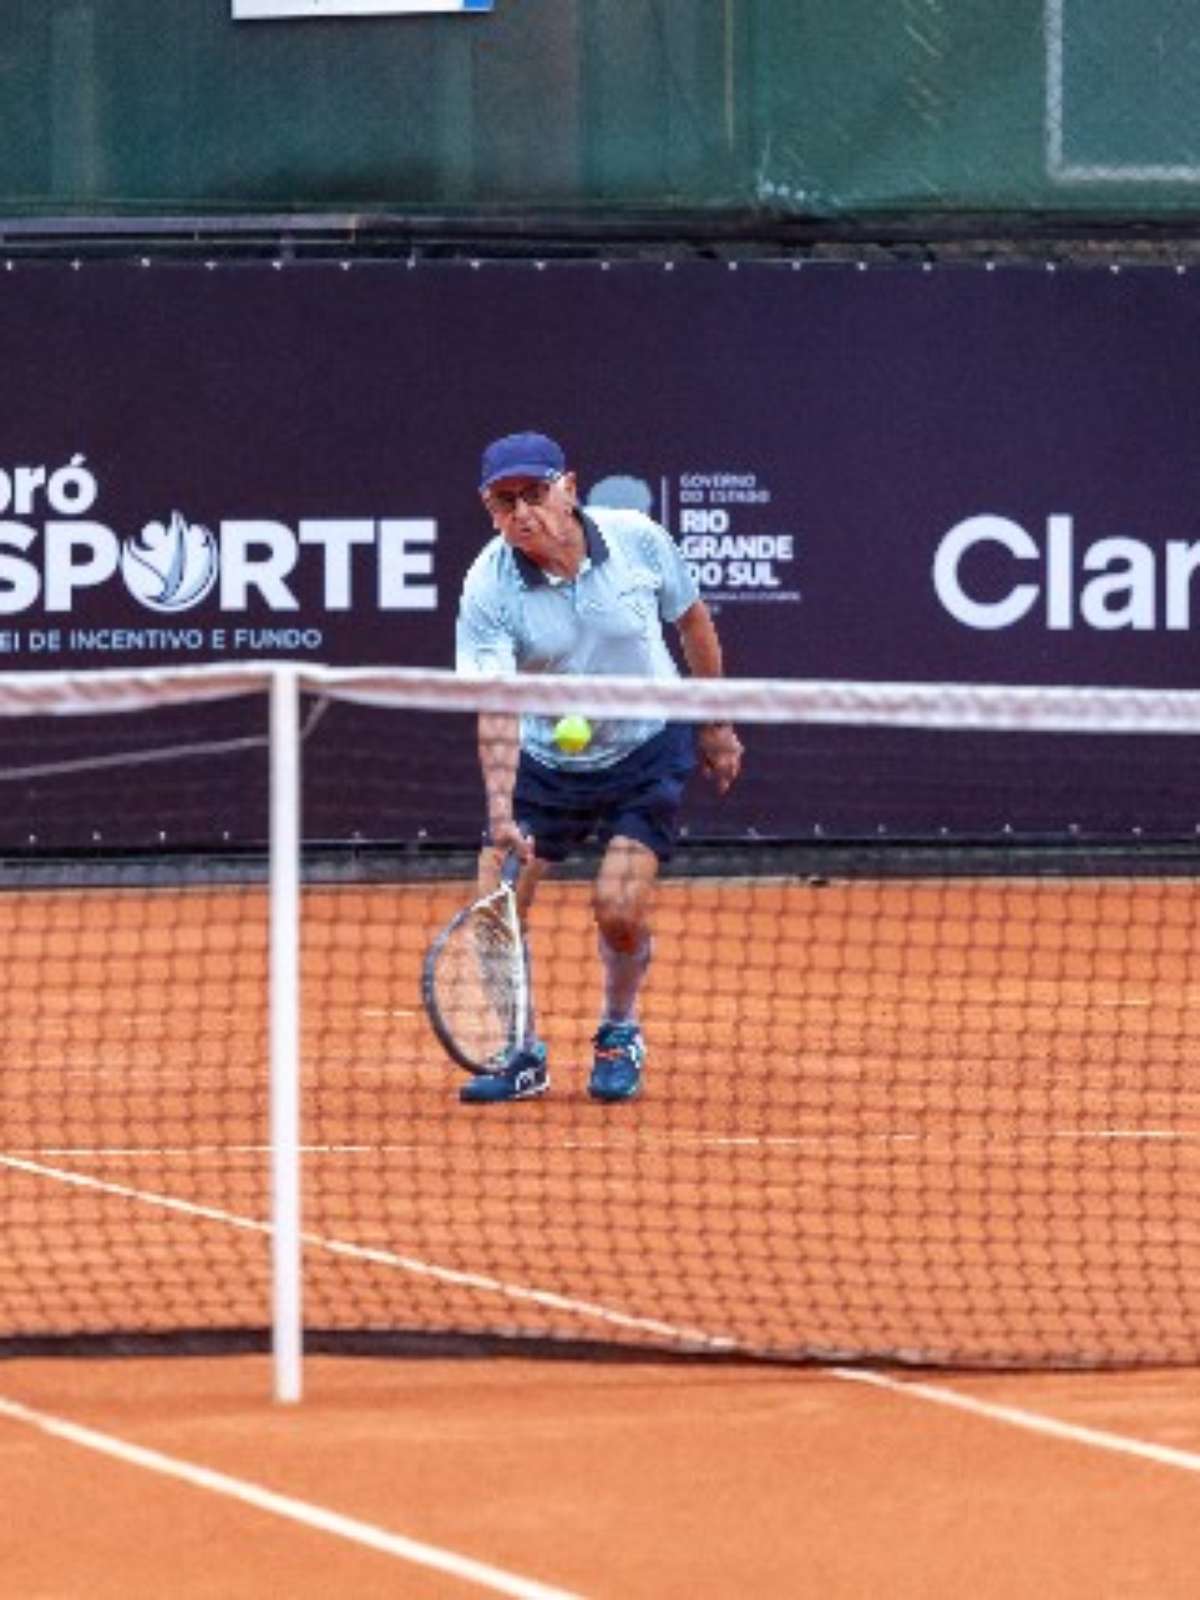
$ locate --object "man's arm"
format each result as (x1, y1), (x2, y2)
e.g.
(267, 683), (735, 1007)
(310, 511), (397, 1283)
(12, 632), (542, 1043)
(477, 712), (531, 859)
(674, 599), (744, 795)
(457, 562), (532, 864)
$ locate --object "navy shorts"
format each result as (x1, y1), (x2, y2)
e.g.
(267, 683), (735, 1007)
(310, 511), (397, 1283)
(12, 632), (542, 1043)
(500, 725), (696, 865)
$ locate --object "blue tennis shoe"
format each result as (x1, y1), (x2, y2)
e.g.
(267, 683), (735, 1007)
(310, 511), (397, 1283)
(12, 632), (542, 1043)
(459, 1040), (549, 1103)
(588, 1022), (645, 1102)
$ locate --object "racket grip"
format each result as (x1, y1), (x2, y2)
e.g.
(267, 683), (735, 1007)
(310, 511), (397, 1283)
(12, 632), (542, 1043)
(501, 851), (523, 885)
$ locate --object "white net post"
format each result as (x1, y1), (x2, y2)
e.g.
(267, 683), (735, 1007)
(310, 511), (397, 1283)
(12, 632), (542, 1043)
(270, 665), (303, 1403)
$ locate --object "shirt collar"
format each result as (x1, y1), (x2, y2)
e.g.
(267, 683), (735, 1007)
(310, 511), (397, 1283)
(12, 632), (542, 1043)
(512, 509), (610, 588)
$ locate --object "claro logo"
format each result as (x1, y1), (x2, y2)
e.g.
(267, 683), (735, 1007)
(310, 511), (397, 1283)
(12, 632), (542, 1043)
(0, 456), (438, 616)
(934, 514), (1200, 631)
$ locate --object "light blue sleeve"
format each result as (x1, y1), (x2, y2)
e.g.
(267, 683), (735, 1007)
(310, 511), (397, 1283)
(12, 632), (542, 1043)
(455, 560), (517, 676)
(640, 516), (700, 624)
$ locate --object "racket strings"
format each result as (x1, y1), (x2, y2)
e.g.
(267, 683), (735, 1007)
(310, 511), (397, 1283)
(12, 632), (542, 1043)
(471, 907), (522, 1037)
(430, 893), (525, 1067)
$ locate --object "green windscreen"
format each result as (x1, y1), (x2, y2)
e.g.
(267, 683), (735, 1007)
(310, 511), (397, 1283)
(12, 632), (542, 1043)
(2, 2), (1198, 221)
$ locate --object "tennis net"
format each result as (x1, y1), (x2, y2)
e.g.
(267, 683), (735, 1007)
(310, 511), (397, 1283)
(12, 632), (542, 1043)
(2, 664), (1200, 1389)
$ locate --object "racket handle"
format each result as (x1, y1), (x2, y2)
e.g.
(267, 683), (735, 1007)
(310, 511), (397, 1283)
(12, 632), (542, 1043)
(501, 851), (523, 885)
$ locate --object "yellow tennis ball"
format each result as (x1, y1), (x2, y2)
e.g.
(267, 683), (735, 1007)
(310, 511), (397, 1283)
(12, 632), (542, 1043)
(552, 713), (593, 754)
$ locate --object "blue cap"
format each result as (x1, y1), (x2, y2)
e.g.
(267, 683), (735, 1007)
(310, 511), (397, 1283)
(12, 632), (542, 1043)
(479, 431), (566, 491)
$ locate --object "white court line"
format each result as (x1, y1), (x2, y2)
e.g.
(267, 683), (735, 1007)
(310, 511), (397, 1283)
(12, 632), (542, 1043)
(12, 1124), (1198, 1163)
(4, 1372), (1197, 1594)
(5, 1124), (1192, 1357)
(12, 1143), (424, 1160)
(832, 1366), (1200, 1476)
(0, 1392), (583, 1600)
(0, 1153), (733, 1352)
(558, 1129), (1197, 1154)
(12, 1154), (1200, 1492)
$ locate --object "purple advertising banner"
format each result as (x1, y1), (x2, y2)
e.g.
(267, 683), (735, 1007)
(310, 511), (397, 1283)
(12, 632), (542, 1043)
(1, 258), (1198, 847)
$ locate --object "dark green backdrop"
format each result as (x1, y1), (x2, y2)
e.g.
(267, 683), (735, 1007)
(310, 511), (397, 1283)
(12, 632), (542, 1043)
(6, 1), (1199, 219)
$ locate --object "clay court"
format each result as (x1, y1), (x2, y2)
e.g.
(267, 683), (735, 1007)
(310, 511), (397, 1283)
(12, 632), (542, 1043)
(3, 870), (1200, 1594)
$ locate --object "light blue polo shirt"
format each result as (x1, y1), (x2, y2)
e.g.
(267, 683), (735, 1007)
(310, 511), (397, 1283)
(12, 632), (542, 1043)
(455, 506), (700, 770)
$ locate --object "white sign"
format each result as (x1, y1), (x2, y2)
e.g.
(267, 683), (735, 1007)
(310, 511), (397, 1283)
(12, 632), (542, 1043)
(234, 1), (492, 18)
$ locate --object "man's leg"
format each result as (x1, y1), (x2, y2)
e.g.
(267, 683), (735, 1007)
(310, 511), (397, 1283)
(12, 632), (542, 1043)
(589, 835), (659, 1101)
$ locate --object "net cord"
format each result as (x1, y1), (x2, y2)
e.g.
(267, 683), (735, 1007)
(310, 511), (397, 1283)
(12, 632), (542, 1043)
(0, 661), (1198, 734)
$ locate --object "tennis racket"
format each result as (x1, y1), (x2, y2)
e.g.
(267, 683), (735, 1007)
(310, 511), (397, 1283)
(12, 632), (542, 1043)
(421, 854), (529, 1074)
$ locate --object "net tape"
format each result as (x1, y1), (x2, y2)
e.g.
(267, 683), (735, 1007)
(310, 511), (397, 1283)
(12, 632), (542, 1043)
(3, 661), (1200, 734)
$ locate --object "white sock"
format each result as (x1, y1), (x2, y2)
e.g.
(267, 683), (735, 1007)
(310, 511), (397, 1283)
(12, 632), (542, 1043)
(598, 930), (651, 1025)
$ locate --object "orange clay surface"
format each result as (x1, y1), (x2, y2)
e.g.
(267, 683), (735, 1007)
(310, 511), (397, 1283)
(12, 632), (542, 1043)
(2, 874), (1200, 1593)
(4, 1355), (1200, 1597)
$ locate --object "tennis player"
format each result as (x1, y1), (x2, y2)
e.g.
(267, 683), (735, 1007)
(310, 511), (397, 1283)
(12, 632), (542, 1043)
(455, 430), (743, 1104)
